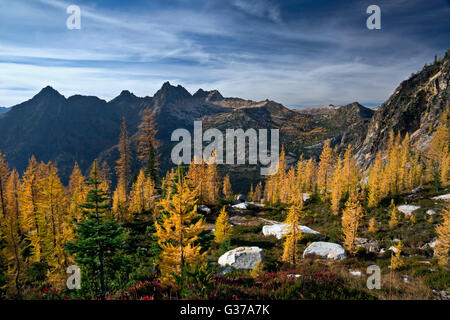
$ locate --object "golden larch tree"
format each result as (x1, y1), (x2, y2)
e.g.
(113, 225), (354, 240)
(341, 191), (363, 254)
(137, 109), (159, 181)
(214, 207), (233, 244)
(113, 117), (132, 219)
(68, 162), (87, 221)
(317, 139), (333, 198)
(2, 169), (25, 297)
(155, 175), (206, 287)
(368, 151), (383, 208)
(19, 156), (42, 261)
(331, 157), (343, 215)
(388, 199), (400, 229)
(0, 150), (9, 218)
(434, 206), (449, 267)
(282, 204), (303, 265)
(368, 217), (377, 233)
(222, 174), (233, 199)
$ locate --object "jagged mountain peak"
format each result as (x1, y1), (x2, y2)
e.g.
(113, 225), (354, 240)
(153, 81), (192, 105)
(35, 85), (64, 99)
(193, 88), (224, 101)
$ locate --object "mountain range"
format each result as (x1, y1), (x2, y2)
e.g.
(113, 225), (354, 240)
(0, 51), (448, 192)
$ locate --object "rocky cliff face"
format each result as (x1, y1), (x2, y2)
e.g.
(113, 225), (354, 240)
(354, 51), (450, 168)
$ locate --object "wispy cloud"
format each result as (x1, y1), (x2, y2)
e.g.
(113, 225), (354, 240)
(230, 0), (282, 23)
(0, 0), (448, 107)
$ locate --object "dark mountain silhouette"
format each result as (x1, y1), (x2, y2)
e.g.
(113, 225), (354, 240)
(1, 51), (448, 191)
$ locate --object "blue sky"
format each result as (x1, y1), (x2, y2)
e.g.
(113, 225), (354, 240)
(0, 0), (449, 108)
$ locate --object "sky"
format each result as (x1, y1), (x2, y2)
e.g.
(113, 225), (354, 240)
(0, 0), (449, 108)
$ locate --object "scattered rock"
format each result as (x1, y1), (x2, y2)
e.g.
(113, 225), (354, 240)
(232, 201), (254, 210)
(302, 193), (311, 202)
(403, 275), (412, 283)
(388, 246), (399, 253)
(397, 205), (420, 216)
(432, 290), (450, 300)
(198, 205), (211, 215)
(349, 270), (362, 277)
(287, 274), (301, 279)
(303, 242), (347, 261)
(411, 186), (424, 193)
(236, 194), (247, 202)
(262, 223), (320, 240)
(355, 238), (380, 253)
(218, 247), (264, 270)
(426, 209), (436, 216)
(431, 193), (450, 202)
(217, 267), (234, 276)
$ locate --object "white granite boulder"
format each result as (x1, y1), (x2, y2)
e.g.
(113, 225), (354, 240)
(432, 193), (450, 202)
(397, 205), (420, 216)
(198, 205), (212, 215)
(232, 201), (254, 210)
(303, 242), (347, 260)
(218, 247), (263, 270)
(262, 223), (320, 240)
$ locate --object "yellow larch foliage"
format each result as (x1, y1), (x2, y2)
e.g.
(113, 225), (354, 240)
(317, 139), (333, 198)
(399, 133), (411, 191)
(428, 109), (449, 186)
(388, 199), (400, 229)
(264, 147), (287, 203)
(390, 241), (404, 270)
(19, 156), (42, 261)
(331, 157), (343, 215)
(342, 145), (360, 196)
(434, 206), (450, 267)
(0, 150), (9, 218)
(129, 169), (156, 215)
(39, 162), (71, 275)
(137, 109), (159, 179)
(2, 169), (25, 297)
(68, 162), (87, 221)
(368, 217), (377, 233)
(254, 182), (263, 203)
(214, 207), (233, 244)
(205, 150), (220, 204)
(281, 204), (303, 265)
(155, 176), (206, 287)
(368, 151), (383, 208)
(186, 155), (208, 204)
(222, 174), (233, 199)
(113, 117), (131, 219)
(303, 158), (316, 193)
(341, 191), (363, 254)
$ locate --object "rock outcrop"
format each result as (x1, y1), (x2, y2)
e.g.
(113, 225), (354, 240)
(218, 247), (263, 269)
(262, 223), (320, 240)
(303, 242), (347, 260)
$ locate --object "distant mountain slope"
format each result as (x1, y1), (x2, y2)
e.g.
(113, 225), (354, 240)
(354, 51), (450, 168)
(0, 82), (373, 190)
(0, 107), (10, 115)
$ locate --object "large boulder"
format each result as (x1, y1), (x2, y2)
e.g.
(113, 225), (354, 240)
(303, 242), (347, 260)
(232, 201), (254, 210)
(218, 247), (263, 270)
(397, 205), (420, 216)
(432, 193), (450, 202)
(262, 223), (320, 240)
